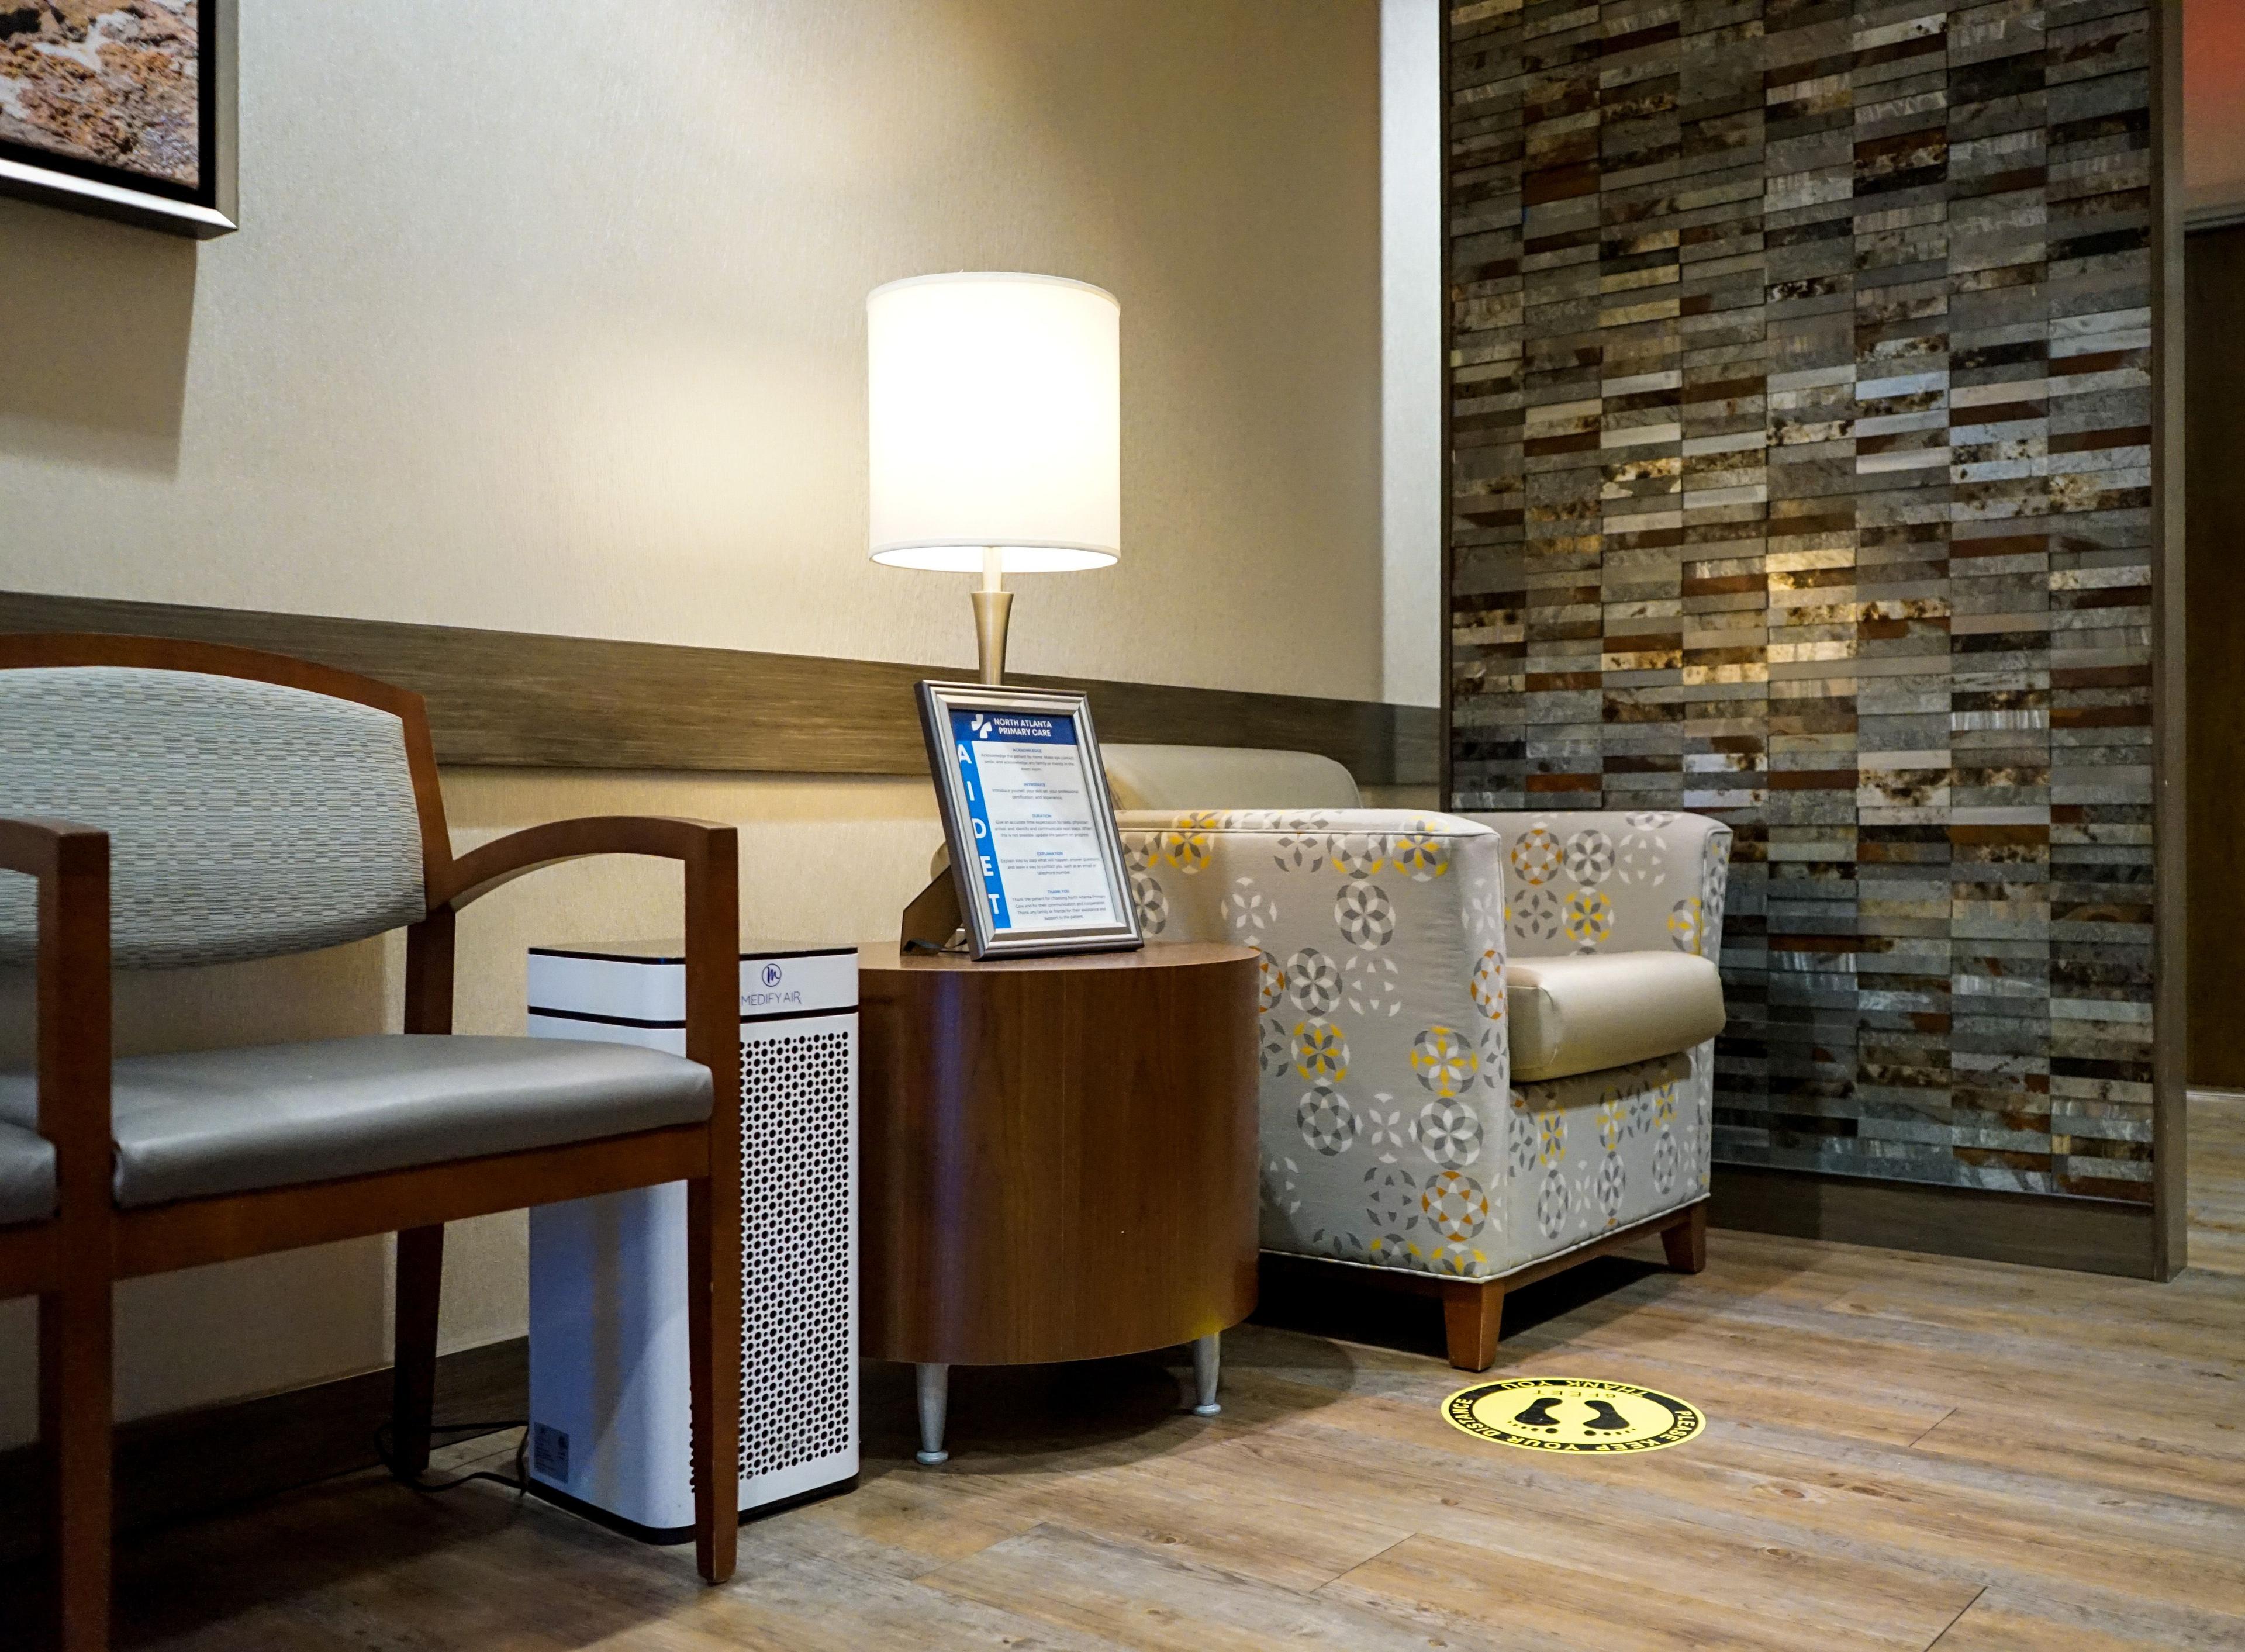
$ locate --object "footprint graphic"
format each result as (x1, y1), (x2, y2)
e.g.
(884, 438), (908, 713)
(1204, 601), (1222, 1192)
(1580, 1399), (1632, 1433)
(1511, 1396), (1564, 1430)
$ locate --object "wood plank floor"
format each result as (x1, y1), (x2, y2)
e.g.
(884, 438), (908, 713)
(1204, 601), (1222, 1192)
(61, 1104), (2245, 1649)
(2187, 1090), (2244, 1279)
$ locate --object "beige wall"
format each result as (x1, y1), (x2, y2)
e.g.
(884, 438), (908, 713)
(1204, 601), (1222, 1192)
(0, 0), (1380, 698)
(0, 0), (1385, 1448)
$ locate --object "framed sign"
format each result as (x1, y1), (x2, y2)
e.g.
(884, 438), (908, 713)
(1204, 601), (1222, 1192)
(0, 0), (236, 238)
(916, 680), (1142, 960)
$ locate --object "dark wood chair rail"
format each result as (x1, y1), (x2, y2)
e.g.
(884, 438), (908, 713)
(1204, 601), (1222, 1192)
(0, 588), (1442, 787)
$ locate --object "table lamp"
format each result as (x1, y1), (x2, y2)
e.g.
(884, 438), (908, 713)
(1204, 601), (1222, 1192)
(867, 272), (1120, 683)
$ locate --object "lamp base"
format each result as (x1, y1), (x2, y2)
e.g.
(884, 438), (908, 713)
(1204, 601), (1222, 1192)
(970, 589), (1014, 686)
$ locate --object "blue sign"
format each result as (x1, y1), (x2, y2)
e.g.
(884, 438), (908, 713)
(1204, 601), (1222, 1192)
(951, 709), (1079, 748)
(948, 708), (1079, 928)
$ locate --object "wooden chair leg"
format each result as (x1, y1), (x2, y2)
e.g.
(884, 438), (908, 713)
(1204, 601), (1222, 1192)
(1662, 1202), (1708, 1275)
(1439, 1278), (1503, 1373)
(391, 1223), (445, 1480)
(41, 1277), (112, 1652)
(687, 1174), (741, 1584)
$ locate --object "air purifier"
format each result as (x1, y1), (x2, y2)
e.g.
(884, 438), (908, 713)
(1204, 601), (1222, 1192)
(523, 939), (858, 1538)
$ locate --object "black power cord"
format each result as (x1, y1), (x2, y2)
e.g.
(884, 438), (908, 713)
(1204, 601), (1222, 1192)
(372, 1418), (531, 1497)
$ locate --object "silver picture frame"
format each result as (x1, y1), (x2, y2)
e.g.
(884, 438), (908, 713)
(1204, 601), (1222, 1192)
(0, 0), (237, 239)
(915, 680), (1143, 960)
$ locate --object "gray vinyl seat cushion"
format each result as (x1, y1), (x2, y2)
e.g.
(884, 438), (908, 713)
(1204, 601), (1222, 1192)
(0, 1120), (56, 1226)
(0, 1035), (713, 1209)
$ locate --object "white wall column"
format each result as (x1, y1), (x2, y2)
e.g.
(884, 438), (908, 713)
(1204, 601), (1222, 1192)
(1381, 0), (1443, 709)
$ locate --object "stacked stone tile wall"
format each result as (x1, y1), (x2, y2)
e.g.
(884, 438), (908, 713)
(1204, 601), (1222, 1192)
(1445, 1), (2156, 1199)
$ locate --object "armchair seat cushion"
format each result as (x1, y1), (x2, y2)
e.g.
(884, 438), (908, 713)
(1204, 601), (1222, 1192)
(0, 1034), (713, 1209)
(0, 1120), (56, 1226)
(1508, 952), (1725, 1083)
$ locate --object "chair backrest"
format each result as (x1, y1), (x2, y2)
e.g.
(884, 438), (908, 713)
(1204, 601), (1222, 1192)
(1103, 744), (1363, 811)
(0, 636), (445, 970)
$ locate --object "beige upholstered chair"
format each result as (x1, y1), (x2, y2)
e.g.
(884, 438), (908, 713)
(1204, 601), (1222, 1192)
(1106, 744), (1729, 1370)
(0, 634), (746, 1651)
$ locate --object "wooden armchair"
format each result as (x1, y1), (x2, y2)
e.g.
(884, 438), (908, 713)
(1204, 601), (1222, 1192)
(0, 634), (745, 1651)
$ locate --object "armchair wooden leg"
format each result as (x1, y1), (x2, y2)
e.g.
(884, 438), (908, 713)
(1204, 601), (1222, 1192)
(687, 1175), (741, 1585)
(1440, 1278), (1503, 1373)
(1661, 1202), (1708, 1275)
(41, 1276), (112, 1652)
(391, 1224), (445, 1481)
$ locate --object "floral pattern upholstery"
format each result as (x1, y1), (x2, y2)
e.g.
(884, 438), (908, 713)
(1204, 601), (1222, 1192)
(1469, 809), (1732, 965)
(1117, 806), (1732, 1283)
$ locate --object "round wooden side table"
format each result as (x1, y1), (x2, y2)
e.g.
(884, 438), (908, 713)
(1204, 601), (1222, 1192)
(856, 939), (1260, 1464)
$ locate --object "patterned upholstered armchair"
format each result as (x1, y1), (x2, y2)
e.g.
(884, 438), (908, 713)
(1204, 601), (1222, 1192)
(0, 634), (747, 1650)
(1105, 745), (1730, 1371)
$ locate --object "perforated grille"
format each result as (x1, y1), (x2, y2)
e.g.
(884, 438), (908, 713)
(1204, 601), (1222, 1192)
(739, 1024), (855, 1478)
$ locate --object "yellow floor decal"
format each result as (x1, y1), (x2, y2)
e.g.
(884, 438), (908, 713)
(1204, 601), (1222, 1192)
(1443, 1377), (1703, 1454)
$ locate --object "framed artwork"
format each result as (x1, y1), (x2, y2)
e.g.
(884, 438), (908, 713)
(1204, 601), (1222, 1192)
(0, 0), (235, 237)
(915, 680), (1142, 960)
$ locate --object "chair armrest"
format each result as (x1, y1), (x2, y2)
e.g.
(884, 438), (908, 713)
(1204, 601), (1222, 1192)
(1114, 806), (1515, 1274)
(1456, 810), (1732, 961)
(1114, 804), (1508, 1042)
(0, 817), (113, 1157)
(439, 815), (737, 911)
(0, 815), (109, 887)
(429, 816), (740, 1095)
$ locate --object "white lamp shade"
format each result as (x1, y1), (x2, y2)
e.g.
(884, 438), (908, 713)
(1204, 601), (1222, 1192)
(867, 272), (1120, 573)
